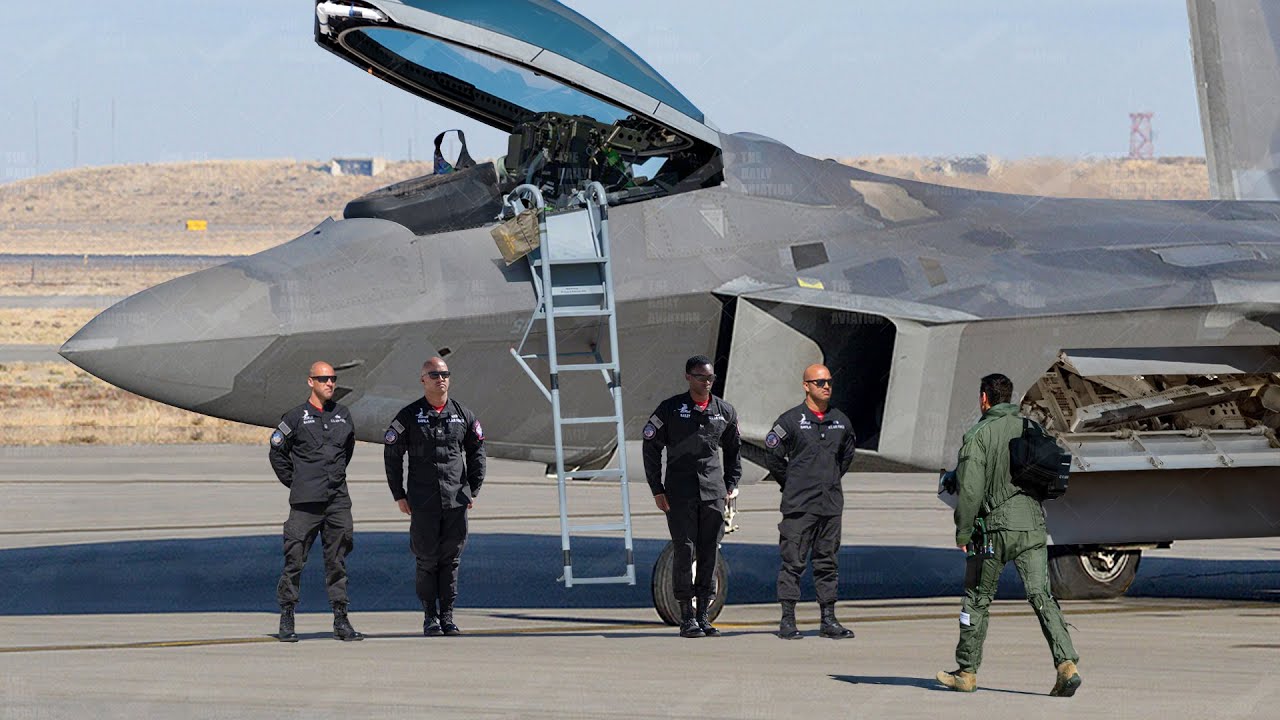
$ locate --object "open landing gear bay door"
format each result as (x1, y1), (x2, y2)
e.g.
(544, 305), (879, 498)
(313, 0), (719, 149)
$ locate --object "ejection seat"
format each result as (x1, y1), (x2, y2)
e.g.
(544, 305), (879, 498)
(343, 129), (504, 235)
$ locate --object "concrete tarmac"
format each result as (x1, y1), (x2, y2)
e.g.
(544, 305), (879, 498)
(0, 445), (1276, 719)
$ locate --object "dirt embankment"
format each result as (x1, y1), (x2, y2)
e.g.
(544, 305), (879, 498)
(840, 155), (1210, 200)
(0, 159), (436, 255)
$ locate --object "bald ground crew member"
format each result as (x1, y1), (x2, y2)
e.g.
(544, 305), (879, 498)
(384, 357), (486, 636)
(268, 360), (364, 642)
(642, 355), (742, 638)
(936, 373), (1081, 696)
(764, 363), (857, 640)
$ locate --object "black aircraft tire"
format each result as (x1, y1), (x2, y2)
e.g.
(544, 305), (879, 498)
(651, 541), (729, 625)
(1048, 546), (1142, 600)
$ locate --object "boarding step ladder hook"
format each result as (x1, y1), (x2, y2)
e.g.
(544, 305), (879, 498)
(506, 182), (636, 588)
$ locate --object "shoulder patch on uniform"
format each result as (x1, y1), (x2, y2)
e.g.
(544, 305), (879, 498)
(277, 420), (292, 436)
(270, 430), (284, 447)
(472, 420), (484, 440)
(765, 431), (780, 448)
(391, 419), (405, 434)
(384, 428), (399, 444)
(647, 413), (664, 429)
(642, 422), (657, 440)
(771, 423), (787, 439)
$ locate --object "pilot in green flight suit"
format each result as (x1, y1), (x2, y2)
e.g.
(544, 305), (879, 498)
(937, 373), (1081, 697)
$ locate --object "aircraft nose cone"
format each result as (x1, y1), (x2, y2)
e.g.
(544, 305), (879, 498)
(60, 264), (276, 411)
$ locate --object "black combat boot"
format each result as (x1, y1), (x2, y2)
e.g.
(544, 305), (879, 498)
(423, 614), (442, 637)
(819, 602), (854, 639)
(678, 600), (704, 638)
(695, 595), (720, 637)
(278, 605), (298, 643)
(422, 600), (442, 636)
(778, 600), (802, 640)
(332, 604), (365, 641)
(439, 604), (462, 636)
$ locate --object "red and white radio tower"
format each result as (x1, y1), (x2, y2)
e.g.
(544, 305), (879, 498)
(1129, 112), (1154, 159)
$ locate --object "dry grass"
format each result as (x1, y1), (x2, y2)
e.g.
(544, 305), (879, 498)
(0, 159), (436, 255)
(840, 155), (1211, 200)
(0, 308), (100, 345)
(0, 361), (263, 445)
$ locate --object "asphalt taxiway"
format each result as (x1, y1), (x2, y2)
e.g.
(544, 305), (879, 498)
(0, 445), (1276, 719)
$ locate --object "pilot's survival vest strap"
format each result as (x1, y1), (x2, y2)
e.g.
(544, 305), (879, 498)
(434, 129), (477, 174)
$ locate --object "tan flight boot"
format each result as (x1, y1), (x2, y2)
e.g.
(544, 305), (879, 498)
(936, 669), (977, 692)
(1050, 661), (1082, 697)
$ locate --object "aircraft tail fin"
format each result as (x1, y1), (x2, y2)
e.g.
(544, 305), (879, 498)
(1188, 0), (1280, 200)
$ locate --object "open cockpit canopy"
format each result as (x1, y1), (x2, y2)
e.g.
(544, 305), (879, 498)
(316, 0), (722, 209)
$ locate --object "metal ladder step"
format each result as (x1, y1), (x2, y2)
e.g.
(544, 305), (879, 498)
(556, 362), (616, 372)
(563, 573), (635, 586)
(545, 307), (612, 318)
(551, 285), (605, 297)
(559, 415), (622, 425)
(562, 468), (623, 479)
(515, 351), (603, 363)
(568, 522), (629, 533)
(533, 256), (609, 267)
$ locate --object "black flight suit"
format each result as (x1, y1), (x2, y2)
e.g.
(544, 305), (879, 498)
(764, 403), (856, 604)
(268, 400), (356, 610)
(383, 398), (486, 617)
(642, 393), (742, 602)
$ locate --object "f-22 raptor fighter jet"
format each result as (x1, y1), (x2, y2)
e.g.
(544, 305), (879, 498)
(62, 1), (1280, 601)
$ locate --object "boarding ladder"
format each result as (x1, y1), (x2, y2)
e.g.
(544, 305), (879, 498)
(507, 182), (636, 587)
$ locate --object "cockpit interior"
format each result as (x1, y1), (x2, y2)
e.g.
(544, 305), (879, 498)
(314, 1), (723, 234)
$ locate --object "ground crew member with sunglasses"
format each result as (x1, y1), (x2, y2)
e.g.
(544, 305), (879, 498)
(384, 357), (486, 637)
(764, 364), (857, 640)
(642, 355), (742, 638)
(268, 360), (363, 642)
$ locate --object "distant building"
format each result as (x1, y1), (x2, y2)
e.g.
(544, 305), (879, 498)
(925, 154), (1002, 177)
(329, 157), (386, 176)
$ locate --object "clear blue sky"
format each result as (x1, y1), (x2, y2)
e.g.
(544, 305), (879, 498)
(0, 1), (1202, 183)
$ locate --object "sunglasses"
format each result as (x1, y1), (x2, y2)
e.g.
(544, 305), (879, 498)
(310, 375), (337, 384)
(424, 371), (452, 380)
(688, 373), (716, 383)
(804, 378), (832, 388)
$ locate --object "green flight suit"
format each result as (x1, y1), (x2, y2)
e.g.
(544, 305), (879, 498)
(951, 403), (1078, 673)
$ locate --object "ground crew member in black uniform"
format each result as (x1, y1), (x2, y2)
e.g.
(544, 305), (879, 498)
(642, 355), (742, 638)
(764, 363), (857, 640)
(936, 373), (1081, 696)
(268, 360), (363, 642)
(384, 357), (486, 637)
